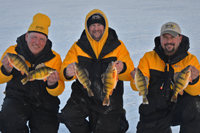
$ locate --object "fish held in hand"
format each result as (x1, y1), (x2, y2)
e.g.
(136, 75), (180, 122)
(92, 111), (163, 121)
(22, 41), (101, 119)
(21, 63), (56, 85)
(134, 68), (149, 104)
(6, 53), (29, 76)
(171, 65), (192, 102)
(74, 62), (94, 97)
(101, 61), (118, 106)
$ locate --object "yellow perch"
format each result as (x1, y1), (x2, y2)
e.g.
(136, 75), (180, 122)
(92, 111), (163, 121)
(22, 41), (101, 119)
(6, 53), (29, 76)
(134, 68), (149, 104)
(21, 63), (56, 85)
(101, 61), (118, 106)
(74, 62), (94, 97)
(171, 65), (192, 102)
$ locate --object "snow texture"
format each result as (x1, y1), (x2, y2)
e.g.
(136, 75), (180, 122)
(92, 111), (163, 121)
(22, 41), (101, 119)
(1, 0), (200, 132)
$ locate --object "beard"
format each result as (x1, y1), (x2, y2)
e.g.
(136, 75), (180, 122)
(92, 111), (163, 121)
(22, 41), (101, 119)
(91, 30), (104, 41)
(164, 43), (175, 53)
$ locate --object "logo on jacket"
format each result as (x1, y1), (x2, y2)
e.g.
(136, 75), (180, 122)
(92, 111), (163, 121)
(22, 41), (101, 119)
(174, 65), (181, 68)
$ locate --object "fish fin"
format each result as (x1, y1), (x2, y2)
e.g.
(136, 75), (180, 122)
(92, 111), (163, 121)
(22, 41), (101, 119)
(179, 90), (184, 95)
(83, 85), (86, 88)
(87, 89), (94, 97)
(43, 78), (47, 82)
(103, 87), (106, 93)
(35, 63), (46, 69)
(101, 73), (105, 84)
(18, 55), (26, 61)
(83, 68), (89, 77)
(189, 77), (192, 83)
(109, 90), (113, 95)
(171, 95), (178, 102)
(102, 97), (110, 106)
(21, 77), (29, 85)
(9, 63), (13, 68)
(143, 96), (149, 104)
(145, 76), (149, 85)
(173, 72), (179, 82)
(139, 92), (142, 96)
(21, 71), (24, 75)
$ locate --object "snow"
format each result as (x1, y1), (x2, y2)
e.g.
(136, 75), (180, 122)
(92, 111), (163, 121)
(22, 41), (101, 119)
(1, 0), (200, 132)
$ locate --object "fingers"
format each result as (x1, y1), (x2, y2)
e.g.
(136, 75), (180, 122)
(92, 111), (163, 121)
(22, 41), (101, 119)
(114, 60), (123, 74)
(66, 62), (76, 77)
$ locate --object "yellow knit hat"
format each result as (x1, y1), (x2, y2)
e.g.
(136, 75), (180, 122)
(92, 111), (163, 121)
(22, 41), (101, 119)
(28, 13), (51, 37)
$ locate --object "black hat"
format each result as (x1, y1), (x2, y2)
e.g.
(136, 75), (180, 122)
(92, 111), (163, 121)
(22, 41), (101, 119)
(87, 13), (105, 28)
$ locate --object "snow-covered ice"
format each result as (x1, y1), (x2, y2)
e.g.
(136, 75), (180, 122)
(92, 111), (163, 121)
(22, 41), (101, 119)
(1, 0), (200, 132)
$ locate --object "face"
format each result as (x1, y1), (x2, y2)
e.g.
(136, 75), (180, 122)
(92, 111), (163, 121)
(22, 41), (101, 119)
(25, 32), (47, 56)
(160, 33), (182, 56)
(89, 23), (105, 41)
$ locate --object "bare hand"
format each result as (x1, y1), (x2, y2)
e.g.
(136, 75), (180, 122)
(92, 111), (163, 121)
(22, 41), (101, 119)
(65, 63), (75, 77)
(1, 55), (13, 73)
(115, 60), (124, 74)
(130, 68), (137, 79)
(191, 66), (199, 80)
(47, 71), (60, 86)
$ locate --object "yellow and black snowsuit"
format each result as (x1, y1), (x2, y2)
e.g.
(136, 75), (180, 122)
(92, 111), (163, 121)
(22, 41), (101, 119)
(59, 9), (134, 133)
(0, 34), (64, 133)
(131, 35), (200, 133)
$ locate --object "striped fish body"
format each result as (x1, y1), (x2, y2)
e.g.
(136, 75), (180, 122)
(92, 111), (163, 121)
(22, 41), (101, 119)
(171, 65), (192, 102)
(101, 61), (118, 106)
(74, 62), (94, 97)
(21, 65), (56, 85)
(135, 68), (149, 104)
(6, 53), (29, 76)
(30, 67), (56, 80)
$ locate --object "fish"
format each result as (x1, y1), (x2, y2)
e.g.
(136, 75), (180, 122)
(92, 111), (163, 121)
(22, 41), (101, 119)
(171, 65), (192, 102)
(6, 53), (29, 76)
(101, 61), (118, 106)
(74, 62), (94, 97)
(134, 68), (149, 104)
(21, 63), (56, 85)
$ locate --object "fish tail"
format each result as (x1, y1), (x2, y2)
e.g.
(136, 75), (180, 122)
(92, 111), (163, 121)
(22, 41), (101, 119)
(21, 75), (31, 85)
(143, 96), (149, 104)
(171, 95), (178, 102)
(21, 77), (28, 85)
(87, 89), (94, 97)
(102, 96), (110, 106)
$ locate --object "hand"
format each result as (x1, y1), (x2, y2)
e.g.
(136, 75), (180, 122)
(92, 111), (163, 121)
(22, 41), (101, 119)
(65, 63), (75, 77)
(190, 66), (199, 80)
(1, 55), (13, 73)
(47, 71), (59, 86)
(130, 68), (137, 79)
(115, 60), (124, 74)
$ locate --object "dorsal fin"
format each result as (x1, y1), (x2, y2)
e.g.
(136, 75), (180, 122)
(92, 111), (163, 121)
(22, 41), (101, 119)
(35, 63), (46, 69)
(18, 54), (26, 61)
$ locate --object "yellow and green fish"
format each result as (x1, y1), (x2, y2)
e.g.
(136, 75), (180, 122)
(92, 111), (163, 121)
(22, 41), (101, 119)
(134, 68), (149, 104)
(21, 63), (56, 85)
(101, 61), (118, 106)
(171, 65), (192, 102)
(74, 62), (94, 97)
(6, 53), (29, 76)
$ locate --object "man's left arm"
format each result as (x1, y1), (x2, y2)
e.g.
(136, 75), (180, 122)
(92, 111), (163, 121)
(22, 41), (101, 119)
(185, 55), (200, 96)
(46, 52), (65, 96)
(116, 40), (134, 81)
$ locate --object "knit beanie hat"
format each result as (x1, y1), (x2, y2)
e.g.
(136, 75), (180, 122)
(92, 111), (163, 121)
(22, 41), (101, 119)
(87, 13), (105, 28)
(28, 13), (51, 37)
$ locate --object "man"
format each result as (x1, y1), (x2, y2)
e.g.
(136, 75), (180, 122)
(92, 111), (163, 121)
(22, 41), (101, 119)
(0, 13), (65, 133)
(58, 9), (134, 133)
(131, 22), (200, 133)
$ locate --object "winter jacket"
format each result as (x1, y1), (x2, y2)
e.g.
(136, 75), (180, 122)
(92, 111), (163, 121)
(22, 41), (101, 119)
(130, 35), (200, 119)
(60, 9), (134, 114)
(0, 34), (65, 112)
